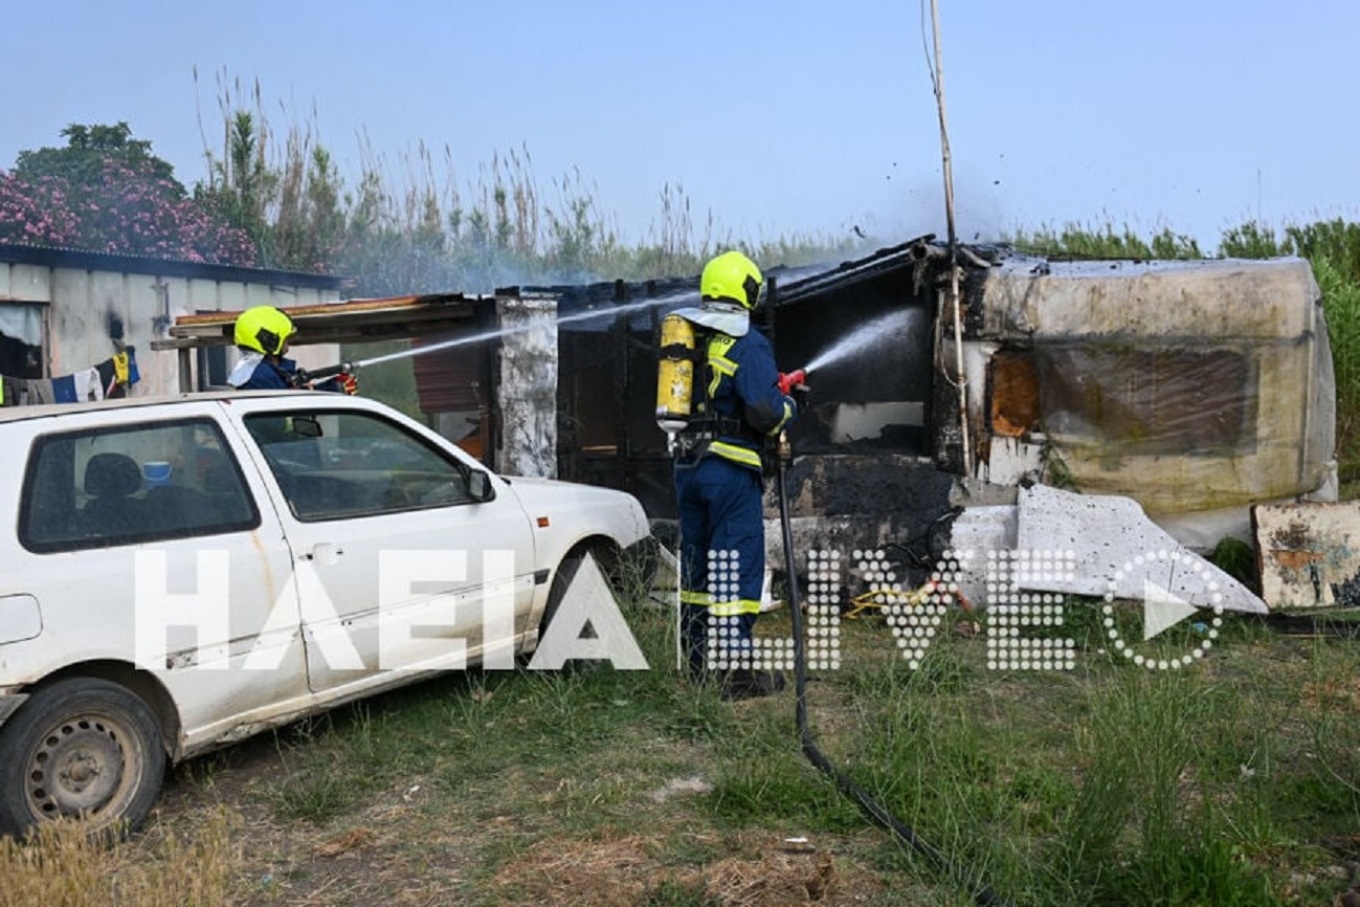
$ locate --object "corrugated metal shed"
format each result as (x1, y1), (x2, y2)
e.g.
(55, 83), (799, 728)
(0, 241), (346, 395)
(0, 242), (342, 291)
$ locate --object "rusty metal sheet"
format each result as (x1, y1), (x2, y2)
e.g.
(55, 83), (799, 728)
(157, 292), (494, 350)
(989, 350), (1039, 437)
(1254, 501), (1360, 608)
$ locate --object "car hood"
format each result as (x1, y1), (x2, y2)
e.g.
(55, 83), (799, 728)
(500, 476), (651, 547)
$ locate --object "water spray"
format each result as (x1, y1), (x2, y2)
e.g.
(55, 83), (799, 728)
(300, 289), (699, 385)
(792, 308), (916, 381)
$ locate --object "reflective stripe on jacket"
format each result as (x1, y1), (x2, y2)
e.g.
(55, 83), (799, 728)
(700, 329), (795, 472)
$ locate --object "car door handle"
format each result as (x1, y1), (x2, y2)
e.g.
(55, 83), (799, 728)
(303, 543), (344, 565)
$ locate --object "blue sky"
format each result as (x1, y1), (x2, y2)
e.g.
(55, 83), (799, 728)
(2, 0), (1356, 256)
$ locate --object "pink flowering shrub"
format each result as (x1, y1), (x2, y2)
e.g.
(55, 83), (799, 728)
(0, 160), (257, 266)
(0, 172), (80, 247)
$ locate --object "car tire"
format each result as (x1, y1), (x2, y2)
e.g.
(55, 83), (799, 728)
(538, 544), (628, 634)
(0, 678), (167, 840)
(539, 553), (585, 637)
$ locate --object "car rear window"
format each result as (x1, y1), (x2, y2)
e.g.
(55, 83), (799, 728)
(19, 417), (260, 553)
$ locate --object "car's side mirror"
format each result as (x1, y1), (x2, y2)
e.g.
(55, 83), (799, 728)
(468, 470), (495, 503)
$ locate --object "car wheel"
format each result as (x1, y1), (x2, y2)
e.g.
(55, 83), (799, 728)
(539, 553), (585, 637)
(539, 544), (626, 633)
(0, 678), (166, 840)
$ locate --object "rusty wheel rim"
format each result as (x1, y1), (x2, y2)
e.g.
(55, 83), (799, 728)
(24, 712), (139, 827)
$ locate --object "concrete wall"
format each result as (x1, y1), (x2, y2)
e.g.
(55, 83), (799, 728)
(495, 294), (558, 478)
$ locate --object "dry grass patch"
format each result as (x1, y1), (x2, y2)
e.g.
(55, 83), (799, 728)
(0, 808), (237, 907)
(485, 831), (887, 907)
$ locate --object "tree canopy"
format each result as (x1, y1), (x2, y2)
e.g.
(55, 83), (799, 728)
(15, 122), (184, 196)
(1, 122), (255, 265)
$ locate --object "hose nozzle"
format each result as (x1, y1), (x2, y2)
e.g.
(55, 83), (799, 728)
(778, 368), (807, 396)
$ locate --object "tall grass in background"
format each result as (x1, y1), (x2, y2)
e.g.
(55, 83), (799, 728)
(1008, 222), (1205, 260)
(196, 71), (859, 298)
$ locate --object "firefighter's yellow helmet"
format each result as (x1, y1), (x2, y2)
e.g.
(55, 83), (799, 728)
(701, 251), (764, 311)
(234, 305), (296, 356)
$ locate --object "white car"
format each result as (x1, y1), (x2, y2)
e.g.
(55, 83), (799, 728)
(0, 392), (652, 838)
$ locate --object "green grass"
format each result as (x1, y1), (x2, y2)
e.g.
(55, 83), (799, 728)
(9, 569), (1360, 906)
(72, 578), (1346, 905)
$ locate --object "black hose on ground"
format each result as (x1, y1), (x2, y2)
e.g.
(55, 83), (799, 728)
(775, 454), (1012, 907)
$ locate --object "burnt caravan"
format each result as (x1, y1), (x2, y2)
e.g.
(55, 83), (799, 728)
(548, 237), (1335, 557)
(955, 250), (1335, 547)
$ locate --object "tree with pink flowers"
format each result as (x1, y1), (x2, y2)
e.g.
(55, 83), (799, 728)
(0, 122), (257, 266)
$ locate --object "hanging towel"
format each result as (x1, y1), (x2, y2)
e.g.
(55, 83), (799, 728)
(72, 368), (104, 401)
(51, 374), (78, 403)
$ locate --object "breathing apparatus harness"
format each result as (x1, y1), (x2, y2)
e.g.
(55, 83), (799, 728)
(655, 310), (764, 466)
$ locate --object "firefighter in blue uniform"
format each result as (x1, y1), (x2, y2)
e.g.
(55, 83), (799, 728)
(672, 251), (804, 700)
(227, 305), (357, 394)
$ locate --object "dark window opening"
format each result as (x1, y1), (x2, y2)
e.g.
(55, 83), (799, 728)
(1032, 344), (1256, 456)
(773, 271), (934, 457)
(0, 303), (44, 379)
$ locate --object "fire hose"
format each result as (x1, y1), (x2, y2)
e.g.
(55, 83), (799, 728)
(287, 325), (510, 388)
(291, 360), (357, 388)
(774, 432), (1011, 907)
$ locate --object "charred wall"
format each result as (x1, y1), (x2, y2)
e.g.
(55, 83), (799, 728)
(551, 278), (694, 518)
(550, 245), (951, 528)
(772, 264), (935, 458)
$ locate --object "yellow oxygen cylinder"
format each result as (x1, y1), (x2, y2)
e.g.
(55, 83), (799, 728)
(656, 313), (696, 438)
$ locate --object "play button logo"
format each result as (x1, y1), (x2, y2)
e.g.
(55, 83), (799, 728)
(1101, 550), (1227, 671)
(1141, 579), (1198, 641)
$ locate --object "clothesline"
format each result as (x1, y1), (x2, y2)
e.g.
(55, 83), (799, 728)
(0, 347), (141, 407)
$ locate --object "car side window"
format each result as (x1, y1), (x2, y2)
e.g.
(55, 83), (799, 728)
(244, 410), (478, 522)
(19, 418), (260, 553)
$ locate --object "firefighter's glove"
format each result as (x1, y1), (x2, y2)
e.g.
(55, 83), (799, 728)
(289, 367), (313, 389)
(337, 372), (359, 396)
(791, 383), (811, 412)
